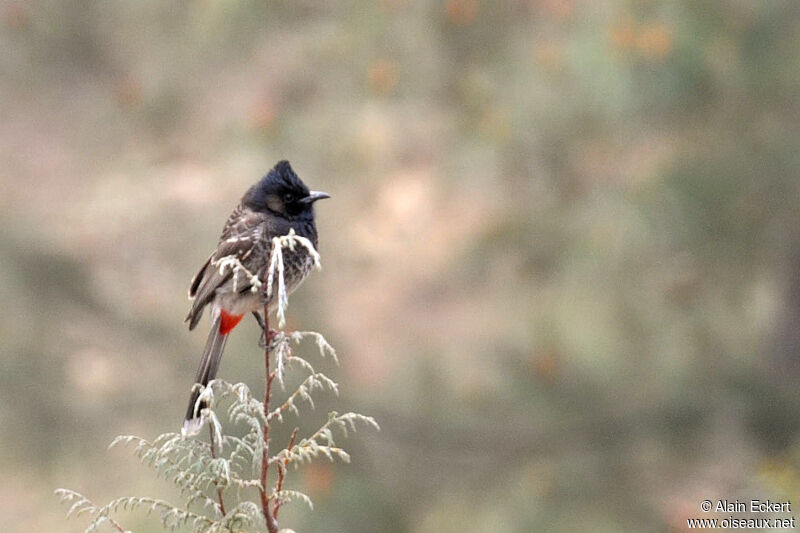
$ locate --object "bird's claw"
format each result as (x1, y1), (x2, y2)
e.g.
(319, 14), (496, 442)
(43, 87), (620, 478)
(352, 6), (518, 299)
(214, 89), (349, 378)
(253, 312), (279, 348)
(258, 329), (280, 348)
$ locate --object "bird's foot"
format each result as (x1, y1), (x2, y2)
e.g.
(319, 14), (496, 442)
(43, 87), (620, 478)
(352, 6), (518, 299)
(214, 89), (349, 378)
(258, 331), (280, 348)
(258, 329), (280, 348)
(252, 312), (279, 348)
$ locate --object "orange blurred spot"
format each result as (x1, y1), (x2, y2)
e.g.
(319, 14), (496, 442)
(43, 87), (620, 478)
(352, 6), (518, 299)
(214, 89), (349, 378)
(3, 1), (28, 29)
(637, 24), (672, 60)
(539, 0), (573, 20)
(533, 41), (564, 69)
(609, 17), (636, 51)
(248, 95), (277, 129)
(304, 462), (334, 494)
(367, 59), (398, 95)
(663, 498), (698, 532)
(113, 77), (143, 107)
(529, 349), (559, 382)
(445, 0), (478, 26)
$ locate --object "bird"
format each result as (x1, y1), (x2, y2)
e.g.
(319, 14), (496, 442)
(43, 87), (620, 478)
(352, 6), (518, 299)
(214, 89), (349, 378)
(182, 160), (329, 436)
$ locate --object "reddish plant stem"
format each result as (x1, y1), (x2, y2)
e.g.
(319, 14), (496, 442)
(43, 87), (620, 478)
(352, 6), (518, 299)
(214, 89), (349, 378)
(259, 307), (279, 533)
(106, 516), (127, 533)
(208, 424), (227, 516)
(273, 427), (299, 518)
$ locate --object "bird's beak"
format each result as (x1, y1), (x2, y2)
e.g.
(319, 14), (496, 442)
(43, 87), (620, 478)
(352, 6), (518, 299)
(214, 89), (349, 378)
(301, 190), (331, 204)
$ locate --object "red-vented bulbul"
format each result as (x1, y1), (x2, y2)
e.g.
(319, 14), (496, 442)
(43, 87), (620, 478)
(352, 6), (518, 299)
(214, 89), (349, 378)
(182, 160), (329, 435)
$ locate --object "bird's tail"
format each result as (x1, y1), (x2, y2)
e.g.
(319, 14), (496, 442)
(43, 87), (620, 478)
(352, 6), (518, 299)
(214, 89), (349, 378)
(182, 313), (229, 436)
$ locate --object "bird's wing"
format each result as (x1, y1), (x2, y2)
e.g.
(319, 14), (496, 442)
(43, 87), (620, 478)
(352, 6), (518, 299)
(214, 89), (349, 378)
(219, 202), (254, 241)
(185, 208), (267, 330)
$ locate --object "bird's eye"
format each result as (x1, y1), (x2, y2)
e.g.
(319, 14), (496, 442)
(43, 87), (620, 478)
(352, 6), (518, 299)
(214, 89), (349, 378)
(283, 193), (294, 203)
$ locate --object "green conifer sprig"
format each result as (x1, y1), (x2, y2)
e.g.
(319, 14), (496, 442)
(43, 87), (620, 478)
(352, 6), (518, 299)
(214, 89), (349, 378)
(57, 232), (378, 533)
(57, 358), (377, 532)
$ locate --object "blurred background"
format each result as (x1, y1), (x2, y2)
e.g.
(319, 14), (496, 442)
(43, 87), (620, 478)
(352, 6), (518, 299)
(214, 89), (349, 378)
(2, 1), (800, 531)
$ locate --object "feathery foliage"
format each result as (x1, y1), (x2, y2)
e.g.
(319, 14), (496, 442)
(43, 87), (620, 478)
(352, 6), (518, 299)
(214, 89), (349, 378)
(56, 233), (378, 533)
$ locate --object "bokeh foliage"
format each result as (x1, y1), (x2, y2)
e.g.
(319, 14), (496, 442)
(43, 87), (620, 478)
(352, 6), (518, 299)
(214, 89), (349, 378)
(2, 1), (800, 531)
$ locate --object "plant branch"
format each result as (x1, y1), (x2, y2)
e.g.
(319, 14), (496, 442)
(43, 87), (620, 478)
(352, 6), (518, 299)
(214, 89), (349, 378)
(259, 306), (279, 533)
(273, 427), (298, 518)
(208, 424), (227, 516)
(106, 516), (128, 533)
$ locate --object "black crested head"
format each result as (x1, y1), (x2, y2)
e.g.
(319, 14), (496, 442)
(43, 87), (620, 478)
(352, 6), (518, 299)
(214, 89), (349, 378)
(243, 160), (329, 221)
(249, 160), (309, 204)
